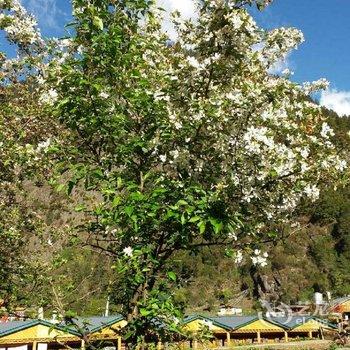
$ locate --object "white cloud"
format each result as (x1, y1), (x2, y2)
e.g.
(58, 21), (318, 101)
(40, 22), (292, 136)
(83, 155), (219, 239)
(157, 0), (197, 39)
(320, 89), (350, 117)
(21, 0), (67, 30)
(158, 0), (196, 18)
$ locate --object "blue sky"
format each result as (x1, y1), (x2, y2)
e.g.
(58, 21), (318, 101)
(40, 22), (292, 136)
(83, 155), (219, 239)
(3, 0), (350, 115)
(252, 1), (350, 91)
(251, 1), (350, 116)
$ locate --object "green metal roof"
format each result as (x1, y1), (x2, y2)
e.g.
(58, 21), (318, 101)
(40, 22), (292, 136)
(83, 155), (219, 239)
(0, 319), (80, 338)
(0, 315), (124, 339)
(62, 314), (124, 334)
(0, 320), (39, 337)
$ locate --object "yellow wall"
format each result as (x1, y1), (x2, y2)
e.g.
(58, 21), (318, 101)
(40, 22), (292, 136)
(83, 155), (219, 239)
(0, 324), (78, 344)
(90, 320), (127, 338)
(183, 319), (227, 334)
(233, 319), (284, 333)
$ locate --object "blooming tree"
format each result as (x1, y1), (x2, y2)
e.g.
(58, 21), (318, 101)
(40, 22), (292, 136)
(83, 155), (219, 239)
(0, 0), (347, 345)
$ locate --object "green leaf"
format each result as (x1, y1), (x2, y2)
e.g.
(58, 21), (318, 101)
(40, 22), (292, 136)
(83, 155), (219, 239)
(225, 248), (234, 258)
(209, 217), (223, 234)
(189, 216), (201, 223)
(102, 188), (115, 196)
(93, 16), (103, 30)
(140, 308), (152, 316)
(125, 206), (134, 216)
(74, 204), (86, 212)
(65, 310), (77, 318)
(198, 220), (206, 234)
(270, 169), (278, 178)
(167, 271), (176, 281)
(112, 196), (121, 207)
(267, 231), (278, 238)
(56, 183), (65, 193)
(124, 331), (134, 340)
(95, 206), (103, 215)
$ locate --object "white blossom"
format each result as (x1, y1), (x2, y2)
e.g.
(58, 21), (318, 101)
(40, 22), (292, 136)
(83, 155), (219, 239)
(170, 150), (179, 160)
(187, 56), (202, 69)
(303, 184), (320, 202)
(174, 121), (182, 129)
(36, 76), (46, 85)
(159, 154), (167, 163)
(123, 246), (133, 257)
(251, 250), (268, 267)
(39, 89), (58, 105)
(99, 91), (110, 99)
(300, 148), (309, 159)
(335, 159), (347, 172)
(303, 78), (330, 95)
(320, 122), (335, 139)
(228, 231), (237, 241)
(234, 250), (243, 264)
(36, 138), (51, 152)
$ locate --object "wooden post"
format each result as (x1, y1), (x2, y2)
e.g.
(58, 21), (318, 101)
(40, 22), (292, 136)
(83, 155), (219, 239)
(32, 341), (37, 350)
(284, 331), (288, 342)
(257, 331), (261, 343)
(226, 332), (231, 346)
(320, 327), (324, 340)
(193, 339), (198, 350)
(308, 331), (313, 339)
(117, 337), (122, 350)
(81, 339), (86, 350)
